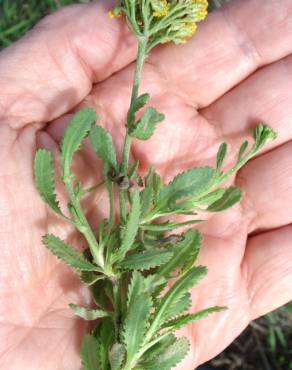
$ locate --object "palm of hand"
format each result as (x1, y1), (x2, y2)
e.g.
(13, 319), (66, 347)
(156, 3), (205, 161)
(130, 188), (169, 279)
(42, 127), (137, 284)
(0, 1), (292, 369)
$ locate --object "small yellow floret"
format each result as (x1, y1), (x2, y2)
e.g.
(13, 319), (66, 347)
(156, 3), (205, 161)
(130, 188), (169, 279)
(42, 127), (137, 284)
(152, 0), (169, 17)
(109, 8), (122, 19)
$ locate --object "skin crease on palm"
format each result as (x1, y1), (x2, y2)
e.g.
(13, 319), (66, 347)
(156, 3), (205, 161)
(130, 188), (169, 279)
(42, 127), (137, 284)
(0, 0), (292, 368)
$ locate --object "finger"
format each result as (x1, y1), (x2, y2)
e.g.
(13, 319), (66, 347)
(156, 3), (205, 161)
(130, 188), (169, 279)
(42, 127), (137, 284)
(243, 225), (292, 319)
(202, 53), (292, 152)
(0, 1), (137, 129)
(148, 0), (292, 107)
(237, 141), (292, 233)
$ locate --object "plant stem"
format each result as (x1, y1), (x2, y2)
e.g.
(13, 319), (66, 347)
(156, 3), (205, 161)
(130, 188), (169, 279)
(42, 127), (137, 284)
(107, 180), (115, 232)
(119, 36), (148, 223)
(65, 180), (105, 269)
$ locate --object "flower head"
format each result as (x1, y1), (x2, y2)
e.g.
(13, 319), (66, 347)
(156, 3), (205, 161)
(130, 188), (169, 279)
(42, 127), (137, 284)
(109, 0), (208, 47)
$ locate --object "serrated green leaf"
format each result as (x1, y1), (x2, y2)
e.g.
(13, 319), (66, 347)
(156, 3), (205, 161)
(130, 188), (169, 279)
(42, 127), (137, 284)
(216, 142), (227, 171)
(148, 266), (207, 336)
(81, 334), (100, 370)
(141, 333), (176, 363)
(60, 108), (96, 180)
(95, 318), (115, 369)
(141, 337), (190, 370)
(69, 304), (109, 320)
(157, 167), (215, 210)
(90, 125), (118, 172)
(112, 191), (141, 263)
(162, 292), (192, 322)
(140, 219), (203, 232)
(157, 230), (202, 277)
(109, 343), (126, 370)
(80, 271), (105, 286)
(145, 167), (164, 202)
(127, 93), (150, 127)
(127, 271), (145, 308)
(42, 234), (99, 272)
(196, 188), (226, 206)
(123, 294), (153, 362)
(119, 249), (173, 271)
(162, 306), (227, 331)
(128, 160), (140, 180)
(207, 186), (242, 212)
(140, 186), (154, 218)
(238, 140), (249, 161)
(130, 107), (165, 140)
(34, 149), (64, 216)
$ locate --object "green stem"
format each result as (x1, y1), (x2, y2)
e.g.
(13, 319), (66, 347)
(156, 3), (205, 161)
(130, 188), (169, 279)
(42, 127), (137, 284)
(65, 181), (105, 269)
(119, 36), (148, 224)
(107, 180), (115, 232)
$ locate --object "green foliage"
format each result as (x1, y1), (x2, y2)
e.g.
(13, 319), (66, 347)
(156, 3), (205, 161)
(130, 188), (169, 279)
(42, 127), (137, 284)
(130, 107), (165, 140)
(61, 108), (96, 181)
(207, 186), (242, 212)
(156, 167), (215, 210)
(81, 335), (101, 370)
(109, 343), (126, 370)
(42, 234), (99, 272)
(34, 149), (64, 216)
(90, 125), (118, 172)
(216, 142), (228, 171)
(127, 93), (150, 127)
(69, 304), (109, 320)
(33, 6), (277, 368)
(163, 306), (227, 330)
(111, 191), (141, 264)
(123, 293), (153, 363)
(119, 249), (173, 270)
(141, 337), (190, 370)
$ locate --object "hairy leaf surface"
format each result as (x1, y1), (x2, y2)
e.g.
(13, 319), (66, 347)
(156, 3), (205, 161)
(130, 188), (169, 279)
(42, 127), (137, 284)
(90, 125), (118, 172)
(61, 108), (96, 180)
(81, 335), (100, 370)
(42, 234), (98, 272)
(69, 304), (109, 320)
(119, 249), (173, 270)
(34, 149), (63, 216)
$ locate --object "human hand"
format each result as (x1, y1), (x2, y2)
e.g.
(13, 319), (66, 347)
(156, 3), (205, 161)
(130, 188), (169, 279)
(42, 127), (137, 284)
(0, 1), (291, 369)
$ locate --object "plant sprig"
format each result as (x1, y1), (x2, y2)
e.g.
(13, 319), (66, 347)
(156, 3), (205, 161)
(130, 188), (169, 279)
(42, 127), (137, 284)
(34, 1), (277, 369)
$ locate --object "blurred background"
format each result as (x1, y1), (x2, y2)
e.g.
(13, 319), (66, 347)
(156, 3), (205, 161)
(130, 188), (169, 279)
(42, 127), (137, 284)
(0, 0), (291, 369)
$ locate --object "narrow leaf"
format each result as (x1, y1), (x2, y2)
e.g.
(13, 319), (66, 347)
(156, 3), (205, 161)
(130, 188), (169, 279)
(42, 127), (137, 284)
(61, 108), (96, 179)
(157, 230), (202, 277)
(90, 125), (118, 172)
(216, 142), (228, 171)
(142, 337), (190, 370)
(109, 343), (126, 370)
(163, 306), (227, 330)
(140, 186), (154, 218)
(157, 167), (215, 209)
(42, 234), (99, 272)
(123, 294), (153, 362)
(130, 107), (165, 140)
(34, 149), (64, 216)
(112, 191), (141, 263)
(141, 219), (203, 232)
(196, 188), (226, 206)
(95, 318), (115, 370)
(149, 266), (207, 334)
(127, 93), (150, 126)
(119, 249), (173, 270)
(69, 304), (109, 320)
(207, 186), (242, 212)
(141, 333), (176, 362)
(81, 334), (100, 370)
(238, 140), (249, 161)
(127, 271), (145, 308)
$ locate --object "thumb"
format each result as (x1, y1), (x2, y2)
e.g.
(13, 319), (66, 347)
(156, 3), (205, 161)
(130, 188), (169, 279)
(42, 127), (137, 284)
(0, 1), (137, 129)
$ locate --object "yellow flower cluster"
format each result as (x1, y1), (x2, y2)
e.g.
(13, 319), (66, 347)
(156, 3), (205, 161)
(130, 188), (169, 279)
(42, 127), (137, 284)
(152, 0), (170, 17)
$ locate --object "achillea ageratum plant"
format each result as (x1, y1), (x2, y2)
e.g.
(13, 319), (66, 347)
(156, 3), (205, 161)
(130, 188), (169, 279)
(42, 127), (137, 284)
(34, 1), (277, 369)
